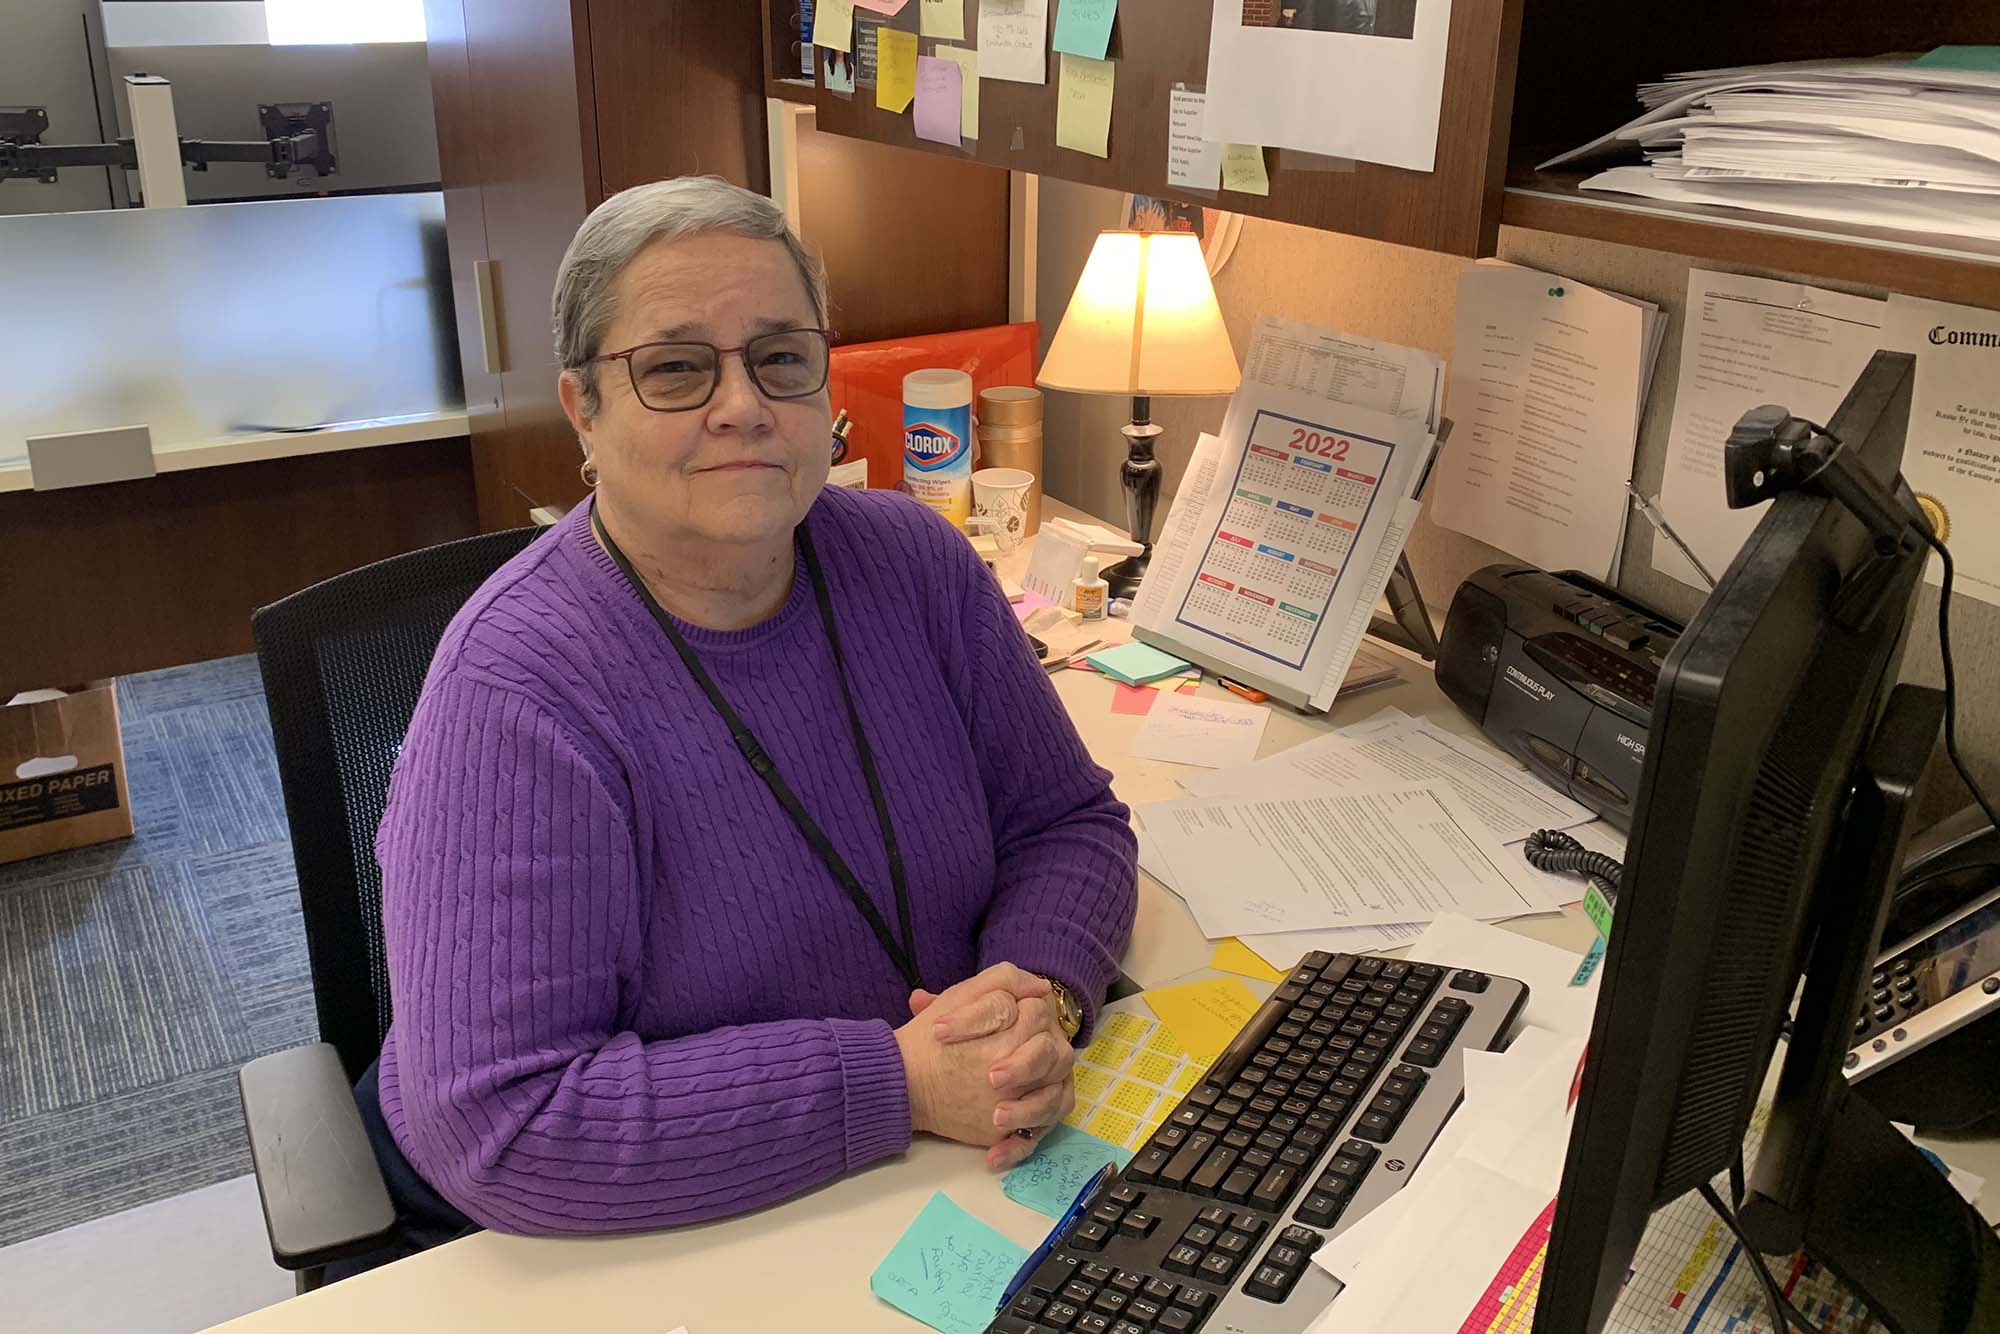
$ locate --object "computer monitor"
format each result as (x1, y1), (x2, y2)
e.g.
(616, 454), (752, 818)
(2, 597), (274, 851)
(1535, 351), (2000, 1334)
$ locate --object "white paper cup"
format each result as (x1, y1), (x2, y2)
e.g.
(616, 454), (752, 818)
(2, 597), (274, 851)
(972, 468), (1035, 552)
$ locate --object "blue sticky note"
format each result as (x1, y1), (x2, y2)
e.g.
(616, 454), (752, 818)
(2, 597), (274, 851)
(1084, 641), (1193, 686)
(1002, 1124), (1133, 1219)
(870, 1192), (1031, 1334)
(1051, 0), (1117, 60)
(1914, 46), (2000, 71)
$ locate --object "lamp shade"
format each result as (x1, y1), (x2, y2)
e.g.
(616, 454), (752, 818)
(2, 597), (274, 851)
(1037, 231), (1241, 398)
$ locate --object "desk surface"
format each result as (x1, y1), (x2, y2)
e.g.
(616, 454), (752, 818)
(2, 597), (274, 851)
(208, 504), (2000, 1332)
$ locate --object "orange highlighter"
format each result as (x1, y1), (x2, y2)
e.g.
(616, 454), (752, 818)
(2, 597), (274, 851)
(1218, 677), (1268, 704)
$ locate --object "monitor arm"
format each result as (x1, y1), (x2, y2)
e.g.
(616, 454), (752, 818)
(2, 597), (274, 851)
(1722, 404), (1929, 634)
(0, 103), (336, 184)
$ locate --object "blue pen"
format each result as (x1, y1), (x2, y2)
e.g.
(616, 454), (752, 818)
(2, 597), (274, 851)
(996, 1162), (1117, 1312)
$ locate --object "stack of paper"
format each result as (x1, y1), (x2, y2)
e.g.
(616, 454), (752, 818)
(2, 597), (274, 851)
(1129, 317), (1446, 711)
(1135, 707), (1619, 957)
(1543, 51), (2000, 244)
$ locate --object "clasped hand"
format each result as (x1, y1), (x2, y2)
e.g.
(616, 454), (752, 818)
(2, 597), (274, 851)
(893, 962), (1077, 1171)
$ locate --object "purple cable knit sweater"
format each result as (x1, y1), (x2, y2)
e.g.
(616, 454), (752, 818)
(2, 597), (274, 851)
(373, 486), (1138, 1235)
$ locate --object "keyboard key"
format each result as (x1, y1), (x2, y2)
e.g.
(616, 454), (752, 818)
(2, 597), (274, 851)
(1296, 1192), (1343, 1227)
(1403, 1038), (1444, 1066)
(1110, 1270), (1142, 1294)
(1127, 1146), (1171, 1183)
(1090, 1203), (1124, 1228)
(1143, 1277), (1179, 1303)
(1434, 996), (1472, 1019)
(1183, 1223), (1217, 1248)
(1199, 1114), (1229, 1135)
(1154, 1309), (1196, 1334)
(1163, 1243), (1203, 1275)
(1450, 970), (1491, 993)
(1417, 1021), (1452, 1043)
(1126, 1297), (1163, 1324)
(1063, 1280), (1096, 1305)
(1220, 1166), (1260, 1203)
(1336, 1138), (1380, 1167)
(1008, 1293), (1049, 1319)
(1315, 1096), (1352, 1123)
(989, 1317), (1039, 1334)
(1118, 1212), (1157, 1239)
(1198, 1251), (1238, 1282)
(1107, 1185), (1143, 1207)
(1244, 1264), (1295, 1302)
(1252, 1163), (1299, 1210)
(1072, 1221), (1110, 1250)
(1241, 1148), (1275, 1171)
(1215, 1229), (1253, 1256)
(1089, 1288), (1128, 1315)
(1190, 1145), (1238, 1194)
(1197, 1205), (1232, 1229)
(1279, 1145), (1313, 1169)
(1378, 960), (1410, 980)
(1171, 1105), (1204, 1128)
(1233, 1211), (1269, 1237)
(1352, 956), (1383, 976)
(1355, 1111), (1396, 1142)
(1075, 1314), (1113, 1334)
(1177, 1284), (1216, 1310)
(1381, 1074), (1421, 1100)
(1082, 1262), (1114, 1283)
(1045, 1298), (1083, 1328)
(1111, 1321), (1148, 1334)
(1221, 1129), (1253, 1152)
(1268, 1243), (1306, 1270)
(1160, 1132), (1218, 1187)
(1279, 1223), (1326, 1251)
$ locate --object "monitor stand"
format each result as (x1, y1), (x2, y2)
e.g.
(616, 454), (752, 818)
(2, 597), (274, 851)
(1741, 684), (2000, 1334)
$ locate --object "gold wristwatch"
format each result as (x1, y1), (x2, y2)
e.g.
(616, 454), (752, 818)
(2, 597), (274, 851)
(1039, 974), (1084, 1041)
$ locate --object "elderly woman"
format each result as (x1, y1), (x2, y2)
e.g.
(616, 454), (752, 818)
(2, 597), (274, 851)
(355, 175), (1138, 1246)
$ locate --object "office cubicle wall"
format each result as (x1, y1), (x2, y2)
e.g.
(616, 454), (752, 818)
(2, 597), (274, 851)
(1, 191), (462, 474)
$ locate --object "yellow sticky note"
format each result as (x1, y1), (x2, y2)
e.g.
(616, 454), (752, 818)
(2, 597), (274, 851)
(1098, 1012), (1152, 1045)
(876, 28), (918, 112)
(1143, 976), (1259, 1066)
(1055, 53), (1115, 158)
(1211, 937), (1287, 984)
(1085, 1106), (1139, 1146)
(1129, 1050), (1177, 1086)
(1106, 1079), (1160, 1118)
(920, 0), (964, 40)
(1222, 143), (1270, 196)
(1171, 1063), (1204, 1095)
(933, 45), (980, 139)
(1072, 1064), (1111, 1102)
(812, 0), (855, 52)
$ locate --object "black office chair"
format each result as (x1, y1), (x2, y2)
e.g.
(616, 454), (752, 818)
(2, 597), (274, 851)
(238, 526), (540, 1291)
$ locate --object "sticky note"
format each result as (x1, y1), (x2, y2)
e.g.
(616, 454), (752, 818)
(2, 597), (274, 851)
(1143, 976), (1259, 1066)
(978, 0), (1049, 85)
(1915, 46), (2000, 70)
(921, 0), (965, 39)
(854, 0), (910, 11)
(1222, 143), (1270, 196)
(1084, 641), (1191, 686)
(875, 28), (918, 111)
(1052, 0), (1116, 59)
(1001, 1124), (1131, 1219)
(812, 0), (855, 52)
(1055, 53), (1115, 158)
(933, 45), (980, 138)
(1111, 682), (1159, 716)
(870, 1192), (1030, 1334)
(1168, 88), (1222, 191)
(914, 56), (962, 144)
(1210, 937), (1287, 984)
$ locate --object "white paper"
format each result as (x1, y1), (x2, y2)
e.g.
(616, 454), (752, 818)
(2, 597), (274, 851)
(1236, 920), (1427, 969)
(1137, 785), (1564, 936)
(1133, 432), (1225, 631)
(1409, 913), (1601, 1039)
(1502, 819), (1626, 908)
(1167, 88), (1223, 192)
(1129, 692), (1272, 770)
(1580, 163), (2000, 246)
(1184, 715), (1594, 844)
(1021, 524), (1088, 604)
(1240, 315), (1444, 429)
(1309, 499), (1421, 711)
(1653, 269), (1888, 588)
(977, 0), (1048, 85)
(1202, 0), (1454, 172)
(1883, 294), (2000, 607)
(1431, 264), (1655, 581)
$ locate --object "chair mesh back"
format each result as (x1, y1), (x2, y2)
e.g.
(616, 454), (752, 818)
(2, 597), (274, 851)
(252, 527), (540, 1081)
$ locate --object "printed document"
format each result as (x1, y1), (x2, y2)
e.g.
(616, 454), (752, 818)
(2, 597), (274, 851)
(1431, 263), (1663, 580)
(1135, 785), (1564, 936)
(1240, 315), (1444, 429)
(1884, 294), (2000, 607)
(1654, 270), (1886, 588)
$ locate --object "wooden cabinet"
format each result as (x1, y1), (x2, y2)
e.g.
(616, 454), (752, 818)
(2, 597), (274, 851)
(423, 0), (770, 531)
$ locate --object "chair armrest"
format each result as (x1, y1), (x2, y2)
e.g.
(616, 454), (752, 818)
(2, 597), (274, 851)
(239, 1043), (396, 1270)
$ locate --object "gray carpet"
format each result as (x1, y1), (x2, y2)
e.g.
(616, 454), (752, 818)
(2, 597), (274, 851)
(0, 655), (318, 1247)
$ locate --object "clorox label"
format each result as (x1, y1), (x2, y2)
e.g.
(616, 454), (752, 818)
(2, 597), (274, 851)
(904, 422), (967, 472)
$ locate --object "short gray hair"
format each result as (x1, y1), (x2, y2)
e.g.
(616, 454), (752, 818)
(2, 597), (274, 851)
(553, 176), (829, 417)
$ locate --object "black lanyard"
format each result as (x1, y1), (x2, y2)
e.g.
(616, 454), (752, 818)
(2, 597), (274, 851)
(591, 506), (924, 993)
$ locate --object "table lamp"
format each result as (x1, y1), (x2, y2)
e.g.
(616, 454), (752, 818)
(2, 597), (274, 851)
(1038, 230), (1241, 599)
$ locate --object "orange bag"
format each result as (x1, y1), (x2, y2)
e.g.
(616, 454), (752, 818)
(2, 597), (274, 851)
(827, 322), (1041, 491)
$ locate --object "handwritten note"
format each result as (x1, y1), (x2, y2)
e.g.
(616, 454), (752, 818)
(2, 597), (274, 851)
(979, 0), (1050, 85)
(1055, 53), (1115, 158)
(1052, 0), (1116, 59)
(933, 45), (980, 138)
(1221, 142), (1270, 196)
(1168, 88), (1222, 191)
(921, 0), (965, 39)
(871, 1192), (1030, 1334)
(1210, 937), (1287, 984)
(812, 0), (855, 52)
(1129, 691), (1270, 769)
(915, 56), (963, 144)
(1143, 976), (1260, 1065)
(1002, 1124), (1131, 1218)
(876, 28), (918, 112)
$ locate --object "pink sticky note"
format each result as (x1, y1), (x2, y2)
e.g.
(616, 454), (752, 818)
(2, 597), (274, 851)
(853, 0), (911, 11)
(914, 56), (963, 145)
(1111, 683), (1159, 716)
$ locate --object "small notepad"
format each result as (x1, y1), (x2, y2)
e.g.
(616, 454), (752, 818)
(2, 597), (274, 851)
(870, 1192), (1029, 1334)
(1083, 642), (1194, 686)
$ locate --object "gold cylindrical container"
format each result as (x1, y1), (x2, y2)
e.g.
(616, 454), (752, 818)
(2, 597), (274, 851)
(976, 386), (1044, 535)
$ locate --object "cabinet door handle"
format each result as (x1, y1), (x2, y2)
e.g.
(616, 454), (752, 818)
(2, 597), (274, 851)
(474, 259), (505, 375)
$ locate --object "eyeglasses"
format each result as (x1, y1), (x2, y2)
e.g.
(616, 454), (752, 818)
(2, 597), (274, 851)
(579, 328), (834, 413)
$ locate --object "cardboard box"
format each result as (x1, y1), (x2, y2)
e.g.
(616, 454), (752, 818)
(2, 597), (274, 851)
(0, 681), (135, 865)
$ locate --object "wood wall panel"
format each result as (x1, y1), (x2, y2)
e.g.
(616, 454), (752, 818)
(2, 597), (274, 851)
(587, 0), (770, 198)
(0, 441), (480, 691)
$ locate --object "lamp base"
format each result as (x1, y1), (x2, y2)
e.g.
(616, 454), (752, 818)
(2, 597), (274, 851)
(1105, 549), (1150, 602)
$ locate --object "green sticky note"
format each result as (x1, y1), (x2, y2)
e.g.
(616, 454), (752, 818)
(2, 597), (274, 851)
(1055, 52), (1116, 158)
(870, 1192), (1031, 1334)
(1914, 46), (2000, 71)
(1052, 0), (1117, 60)
(1084, 641), (1192, 685)
(1582, 883), (1615, 940)
(813, 0), (855, 52)
(1221, 143), (1270, 196)
(1001, 1124), (1131, 1219)
(920, 0), (965, 40)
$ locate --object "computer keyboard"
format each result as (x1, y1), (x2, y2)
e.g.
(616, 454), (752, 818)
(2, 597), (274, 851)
(987, 949), (1527, 1334)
